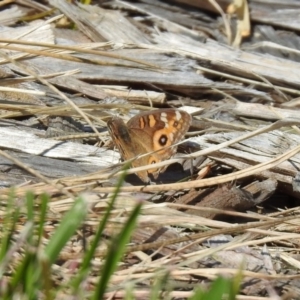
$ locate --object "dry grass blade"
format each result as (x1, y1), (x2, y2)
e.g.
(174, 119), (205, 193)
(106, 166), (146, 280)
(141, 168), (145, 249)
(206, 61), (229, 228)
(0, 38), (162, 69)
(94, 214), (298, 255)
(0, 86), (44, 95)
(209, 0), (232, 44)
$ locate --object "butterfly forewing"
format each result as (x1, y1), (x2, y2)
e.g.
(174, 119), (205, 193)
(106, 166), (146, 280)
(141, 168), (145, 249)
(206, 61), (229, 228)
(108, 109), (192, 182)
(107, 117), (146, 160)
(128, 109), (191, 156)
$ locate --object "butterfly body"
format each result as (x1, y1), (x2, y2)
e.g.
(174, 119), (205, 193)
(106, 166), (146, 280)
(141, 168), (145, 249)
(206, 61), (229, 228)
(107, 109), (192, 182)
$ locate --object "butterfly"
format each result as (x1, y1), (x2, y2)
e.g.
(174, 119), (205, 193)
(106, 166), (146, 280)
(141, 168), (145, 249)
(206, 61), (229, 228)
(107, 108), (192, 182)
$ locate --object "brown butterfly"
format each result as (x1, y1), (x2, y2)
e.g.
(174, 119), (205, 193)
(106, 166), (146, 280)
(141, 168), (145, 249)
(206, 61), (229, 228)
(107, 108), (192, 182)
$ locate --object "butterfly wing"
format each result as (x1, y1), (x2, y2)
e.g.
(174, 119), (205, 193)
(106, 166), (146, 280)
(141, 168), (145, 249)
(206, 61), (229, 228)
(127, 109), (192, 178)
(108, 109), (191, 182)
(107, 116), (151, 182)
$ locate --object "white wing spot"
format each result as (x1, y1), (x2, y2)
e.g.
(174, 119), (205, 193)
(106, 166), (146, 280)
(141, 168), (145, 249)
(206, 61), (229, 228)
(160, 113), (168, 127)
(175, 110), (181, 121)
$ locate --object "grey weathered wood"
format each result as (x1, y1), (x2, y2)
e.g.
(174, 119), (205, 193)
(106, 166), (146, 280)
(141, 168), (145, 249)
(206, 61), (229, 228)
(191, 129), (300, 187)
(0, 127), (118, 167)
(49, 0), (150, 44)
(232, 102), (300, 120)
(49, 76), (109, 100)
(8, 46), (277, 98)
(173, 0), (300, 31)
(153, 34), (300, 88)
(0, 150), (99, 185)
(0, 6), (26, 26)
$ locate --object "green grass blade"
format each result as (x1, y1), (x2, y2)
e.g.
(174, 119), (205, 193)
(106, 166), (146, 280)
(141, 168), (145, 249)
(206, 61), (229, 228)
(124, 282), (135, 300)
(0, 190), (20, 274)
(37, 193), (49, 245)
(9, 193), (50, 298)
(228, 265), (243, 300)
(71, 164), (130, 291)
(92, 200), (142, 299)
(6, 222), (34, 295)
(190, 276), (231, 300)
(150, 270), (171, 300)
(44, 196), (87, 265)
(25, 191), (34, 223)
